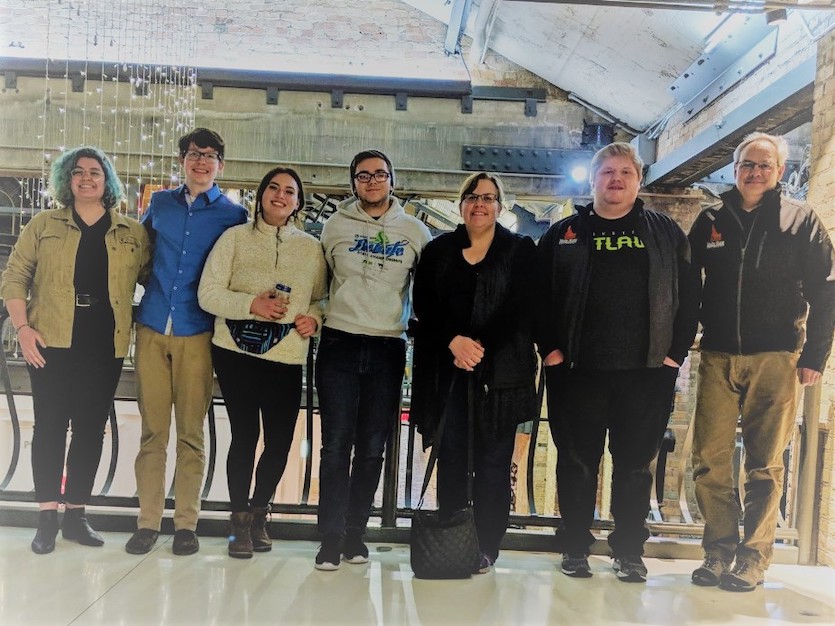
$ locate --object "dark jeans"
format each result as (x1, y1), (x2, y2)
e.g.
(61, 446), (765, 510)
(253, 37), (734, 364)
(212, 346), (302, 512)
(436, 374), (516, 562)
(28, 345), (123, 504)
(315, 327), (406, 536)
(545, 365), (678, 557)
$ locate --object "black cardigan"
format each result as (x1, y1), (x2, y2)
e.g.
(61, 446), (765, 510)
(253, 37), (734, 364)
(410, 224), (538, 446)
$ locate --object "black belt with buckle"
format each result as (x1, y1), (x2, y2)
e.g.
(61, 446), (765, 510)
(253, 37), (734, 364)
(75, 293), (100, 307)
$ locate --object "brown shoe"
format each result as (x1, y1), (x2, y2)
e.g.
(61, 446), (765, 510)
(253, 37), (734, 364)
(228, 512), (253, 559)
(125, 528), (159, 555)
(250, 506), (272, 553)
(172, 529), (200, 556)
(719, 561), (764, 592)
(692, 555), (729, 586)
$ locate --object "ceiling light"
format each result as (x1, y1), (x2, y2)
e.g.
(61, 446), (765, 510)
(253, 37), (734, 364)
(571, 165), (589, 183)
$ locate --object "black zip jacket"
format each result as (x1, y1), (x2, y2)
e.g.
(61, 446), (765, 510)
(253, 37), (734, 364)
(688, 187), (835, 372)
(410, 224), (538, 444)
(536, 199), (700, 368)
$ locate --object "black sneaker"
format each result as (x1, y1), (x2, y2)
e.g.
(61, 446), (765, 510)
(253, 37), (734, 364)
(125, 528), (159, 555)
(613, 555), (648, 582)
(172, 529), (199, 556)
(342, 531), (369, 564)
(560, 553), (592, 578)
(315, 533), (342, 571)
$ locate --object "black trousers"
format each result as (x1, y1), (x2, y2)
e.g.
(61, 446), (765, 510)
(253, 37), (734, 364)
(436, 375), (517, 562)
(212, 346), (302, 512)
(28, 335), (123, 504)
(545, 365), (678, 557)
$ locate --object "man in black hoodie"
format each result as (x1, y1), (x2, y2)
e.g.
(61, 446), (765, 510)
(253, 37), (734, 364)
(688, 132), (835, 592)
(537, 142), (699, 582)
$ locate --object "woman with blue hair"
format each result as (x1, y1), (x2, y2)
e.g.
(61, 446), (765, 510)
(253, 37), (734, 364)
(1, 146), (151, 554)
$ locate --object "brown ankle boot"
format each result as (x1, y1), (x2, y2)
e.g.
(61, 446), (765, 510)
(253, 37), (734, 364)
(250, 505), (272, 552)
(228, 511), (253, 559)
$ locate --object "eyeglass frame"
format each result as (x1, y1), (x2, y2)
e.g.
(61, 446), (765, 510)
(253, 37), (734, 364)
(70, 168), (104, 180)
(353, 170), (391, 183)
(183, 150), (223, 163)
(462, 193), (500, 204)
(737, 160), (776, 173)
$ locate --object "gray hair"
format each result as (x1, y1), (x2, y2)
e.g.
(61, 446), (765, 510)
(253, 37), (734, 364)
(733, 132), (788, 167)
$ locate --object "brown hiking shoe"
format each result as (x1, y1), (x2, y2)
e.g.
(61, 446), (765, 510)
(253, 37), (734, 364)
(228, 512), (253, 559)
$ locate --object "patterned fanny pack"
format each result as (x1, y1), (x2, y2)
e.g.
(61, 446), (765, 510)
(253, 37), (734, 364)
(225, 319), (295, 355)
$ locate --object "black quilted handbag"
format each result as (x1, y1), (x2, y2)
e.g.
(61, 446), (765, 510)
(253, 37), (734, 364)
(410, 374), (481, 579)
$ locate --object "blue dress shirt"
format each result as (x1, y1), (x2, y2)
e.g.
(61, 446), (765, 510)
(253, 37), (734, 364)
(136, 184), (248, 336)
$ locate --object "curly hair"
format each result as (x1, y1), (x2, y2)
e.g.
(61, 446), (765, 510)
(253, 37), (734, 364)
(49, 146), (125, 210)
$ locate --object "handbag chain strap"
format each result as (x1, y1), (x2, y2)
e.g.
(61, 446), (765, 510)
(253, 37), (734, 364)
(416, 371), (474, 509)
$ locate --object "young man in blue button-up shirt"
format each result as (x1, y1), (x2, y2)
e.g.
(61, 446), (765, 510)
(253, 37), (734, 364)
(125, 128), (247, 556)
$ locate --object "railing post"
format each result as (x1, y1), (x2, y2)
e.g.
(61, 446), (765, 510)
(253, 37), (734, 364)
(381, 404), (403, 528)
(0, 313), (21, 491)
(795, 382), (821, 565)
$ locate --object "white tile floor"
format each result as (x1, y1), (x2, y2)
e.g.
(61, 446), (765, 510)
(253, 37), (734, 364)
(2, 525), (833, 626)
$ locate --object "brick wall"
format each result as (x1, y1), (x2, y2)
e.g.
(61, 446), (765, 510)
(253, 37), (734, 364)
(808, 29), (835, 567)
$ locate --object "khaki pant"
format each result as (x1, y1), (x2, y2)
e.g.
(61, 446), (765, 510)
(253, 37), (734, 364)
(133, 324), (214, 531)
(692, 350), (799, 569)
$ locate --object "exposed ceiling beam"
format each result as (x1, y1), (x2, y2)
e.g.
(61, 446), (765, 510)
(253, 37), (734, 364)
(445, 0), (474, 54)
(644, 55), (815, 186)
(503, 0), (835, 11)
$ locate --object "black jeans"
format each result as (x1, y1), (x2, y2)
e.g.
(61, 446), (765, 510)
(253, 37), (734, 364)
(545, 365), (678, 557)
(315, 327), (406, 536)
(212, 346), (303, 513)
(436, 374), (516, 562)
(28, 344), (123, 504)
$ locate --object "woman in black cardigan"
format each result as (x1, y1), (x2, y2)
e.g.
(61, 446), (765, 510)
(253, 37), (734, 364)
(411, 172), (538, 574)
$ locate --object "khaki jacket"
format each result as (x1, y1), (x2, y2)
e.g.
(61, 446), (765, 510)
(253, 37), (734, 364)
(0, 207), (151, 357)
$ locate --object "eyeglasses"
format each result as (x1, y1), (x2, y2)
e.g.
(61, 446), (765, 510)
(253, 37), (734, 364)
(184, 150), (222, 163)
(462, 193), (499, 204)
(738, 161), (775, 173)
(354, 171), (391, 183)
(71, 168), (104, 180)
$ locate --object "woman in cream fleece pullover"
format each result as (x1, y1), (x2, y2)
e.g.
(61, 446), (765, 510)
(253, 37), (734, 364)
(198, 166), (327, 559)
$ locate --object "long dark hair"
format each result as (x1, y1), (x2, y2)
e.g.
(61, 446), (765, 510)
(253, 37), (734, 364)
(254, 166), (305, 227)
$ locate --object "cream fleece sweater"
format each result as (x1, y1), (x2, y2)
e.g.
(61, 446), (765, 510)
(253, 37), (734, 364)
(198, 217), (328, 364)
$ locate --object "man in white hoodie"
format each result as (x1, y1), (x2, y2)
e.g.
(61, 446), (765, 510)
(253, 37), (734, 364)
(315, 149), (432, 570)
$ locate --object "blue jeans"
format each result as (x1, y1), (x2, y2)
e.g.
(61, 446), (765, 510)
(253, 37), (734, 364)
(316, 327), (406, 536)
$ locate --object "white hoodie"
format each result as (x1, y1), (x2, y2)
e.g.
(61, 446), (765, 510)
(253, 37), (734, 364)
(321, 195), (432, 338)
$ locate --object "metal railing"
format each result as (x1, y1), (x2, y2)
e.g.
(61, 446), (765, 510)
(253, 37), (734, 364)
(0, 314), (818, 559)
